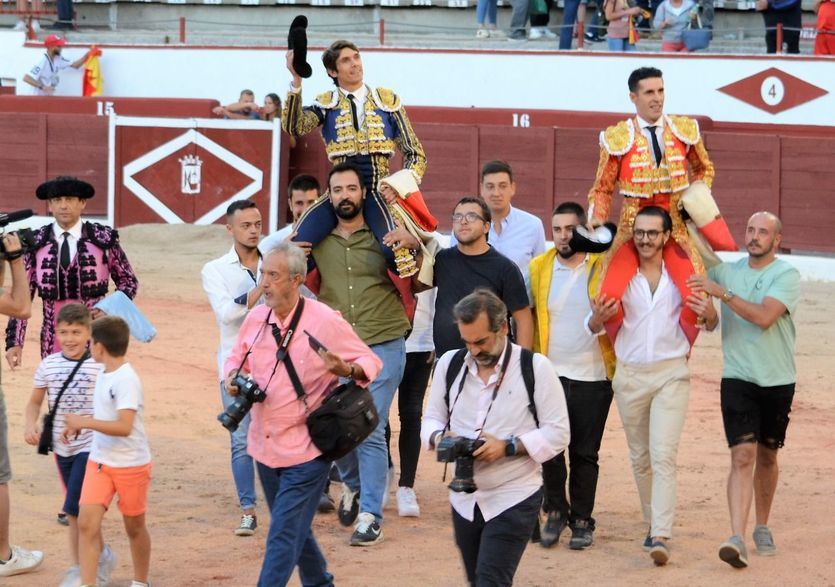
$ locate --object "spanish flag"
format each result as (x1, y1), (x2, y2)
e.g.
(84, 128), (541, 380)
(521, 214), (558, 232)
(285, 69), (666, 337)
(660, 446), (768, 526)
(82, 45), (103, 97)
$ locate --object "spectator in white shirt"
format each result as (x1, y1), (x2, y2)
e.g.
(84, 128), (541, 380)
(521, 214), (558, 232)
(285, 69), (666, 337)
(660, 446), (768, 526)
(22, 35), (92, 96)
(422, 289), (569, 586)
(593, 206), (717, 566)
(528, 202), (618, 551)
(201, 200), (267, 538)
(258, 174), (320, 255)
(450, 160), (546, 276)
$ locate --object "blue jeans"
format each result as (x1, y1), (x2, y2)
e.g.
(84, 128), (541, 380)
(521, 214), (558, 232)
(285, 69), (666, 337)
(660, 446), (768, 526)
(476, 0), (498, 25)
(336, 337), (406, 523)
(559, 0), (582, 49)
(220, 382), (257, 510)
(608, 37), (637, 51)
(256, 458), (333, 587)
(56, 452), (89, 517)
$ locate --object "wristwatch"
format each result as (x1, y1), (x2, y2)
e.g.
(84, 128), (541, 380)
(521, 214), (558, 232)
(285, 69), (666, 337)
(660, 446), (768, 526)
(505, 436), (518, 457)
(722, 289), (735, 303)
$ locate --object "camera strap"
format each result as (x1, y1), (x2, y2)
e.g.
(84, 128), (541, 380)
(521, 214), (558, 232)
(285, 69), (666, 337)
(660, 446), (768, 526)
(446, 342), (513, 433)
(267, 298), (309, 410)
(49, 350), (90, 418)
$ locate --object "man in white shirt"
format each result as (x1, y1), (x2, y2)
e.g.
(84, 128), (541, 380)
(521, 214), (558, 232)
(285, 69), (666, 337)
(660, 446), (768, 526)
(450, 160), (546, 277)
(201, 200), (267, 537)
(594, 206), (717, 566)
(422, 289), (569, 586)
(528, 202), (618, 551)
(258, 174), (320, 255)
(22, 35), (92, 96)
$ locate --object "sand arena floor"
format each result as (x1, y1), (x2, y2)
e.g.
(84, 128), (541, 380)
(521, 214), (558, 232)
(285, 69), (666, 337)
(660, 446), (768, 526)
(2, 224), (833, 586)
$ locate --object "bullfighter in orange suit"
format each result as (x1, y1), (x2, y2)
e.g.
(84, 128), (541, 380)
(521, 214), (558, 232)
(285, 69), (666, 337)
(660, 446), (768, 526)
(587, 66), (736, 347)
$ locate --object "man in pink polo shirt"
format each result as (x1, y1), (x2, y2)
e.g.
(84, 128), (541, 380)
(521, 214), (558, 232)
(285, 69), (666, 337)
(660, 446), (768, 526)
(225, 242), (382, 587)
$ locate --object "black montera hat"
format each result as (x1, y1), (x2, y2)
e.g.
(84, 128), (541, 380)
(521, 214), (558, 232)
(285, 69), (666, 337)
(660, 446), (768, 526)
(288, 15), (312, 79)
(568, 222), (617, 254)
(36, 176), (95, 201)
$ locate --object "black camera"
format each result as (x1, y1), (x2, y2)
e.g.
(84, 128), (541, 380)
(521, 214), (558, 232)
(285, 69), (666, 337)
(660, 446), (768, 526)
(0, 209), (36, 261)
(436, 436), (486, 493)
(218, 374), (267, 432)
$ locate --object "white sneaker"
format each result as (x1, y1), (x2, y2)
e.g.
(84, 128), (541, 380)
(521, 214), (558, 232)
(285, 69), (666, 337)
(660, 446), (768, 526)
(541, 27), (557, 38)
(59, 565), (81, 587)
(476, 28), (490, 38)
(529, 27), (545, 39)
(97, 543), (118, 585)
(13, 20), (26, 31)
(31, 19), (41, 32)
(396, 487), (420, 517)
(0, 545), (44, 577)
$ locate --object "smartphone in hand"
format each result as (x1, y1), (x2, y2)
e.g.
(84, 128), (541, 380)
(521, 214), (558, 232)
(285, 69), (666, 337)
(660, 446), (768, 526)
(304, 330), (329, 353)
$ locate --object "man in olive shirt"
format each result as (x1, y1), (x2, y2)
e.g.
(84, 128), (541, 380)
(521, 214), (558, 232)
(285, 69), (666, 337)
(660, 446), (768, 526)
(688, 211), (801, 569)
(308, 161), (420, 547)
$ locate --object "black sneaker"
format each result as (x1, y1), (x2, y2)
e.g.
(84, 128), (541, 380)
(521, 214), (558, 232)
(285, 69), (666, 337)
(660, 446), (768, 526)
(235, 514), (257, 536)
(540, 511), (568, 548)
(57, 512), (69, 527)
(642, 528), (652, 551)
(569, 519), (594, 550)
(337, 485), (360, 527)
(350, 513), (384, 546)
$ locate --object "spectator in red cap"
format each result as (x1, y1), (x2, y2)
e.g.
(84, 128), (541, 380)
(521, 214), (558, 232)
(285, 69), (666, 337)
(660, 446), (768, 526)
(22, 35), (92, 96)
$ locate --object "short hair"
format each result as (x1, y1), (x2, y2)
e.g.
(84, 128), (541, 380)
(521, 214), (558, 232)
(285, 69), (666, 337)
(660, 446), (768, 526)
(226, 199), (257, 219)
(328, 161), (363, 189)
(322, 40), (360, 86)
(264, 241), (308, 281)
(635, 206), (673, 232)
(91, 316), (130, 357)
(455, 196), (492, 224)
(56, 302), (91, 328)
(480, 160), (514, 183)
(628, 67), (663, 93)
(288, 174), (321, 196)
(240, 89), (255, 98)
(453, 288), (508, 333)
(552, 201), (587, 225)
(750, 211), (783, 234)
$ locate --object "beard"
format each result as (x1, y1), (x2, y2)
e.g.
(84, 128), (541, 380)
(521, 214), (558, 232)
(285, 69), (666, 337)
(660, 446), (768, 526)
(473, 351), (502, 367)
(747, 238), (774, 258)
(556, 244), (574, 259)
(334, 199), (361, 220)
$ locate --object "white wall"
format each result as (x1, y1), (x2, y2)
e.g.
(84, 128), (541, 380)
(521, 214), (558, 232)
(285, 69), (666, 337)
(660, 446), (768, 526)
(2, 31), (833, 126)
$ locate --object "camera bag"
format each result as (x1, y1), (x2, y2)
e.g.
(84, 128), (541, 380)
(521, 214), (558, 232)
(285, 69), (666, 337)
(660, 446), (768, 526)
(38, 351), (90, 455)
(269, 300), (379, 461)
(444, 346), (539, 426)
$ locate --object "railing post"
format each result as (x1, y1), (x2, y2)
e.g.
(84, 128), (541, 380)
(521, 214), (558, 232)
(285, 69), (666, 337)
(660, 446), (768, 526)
(179, 16), (186, 44)
(379, 17), (385, 46)
(577, 21), (584, 49)
(776, 22), (783, 54)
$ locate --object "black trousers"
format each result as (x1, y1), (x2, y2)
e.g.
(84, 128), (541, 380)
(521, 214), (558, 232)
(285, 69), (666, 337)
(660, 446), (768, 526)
(541, 377), (613, 526)
(385, 351), (433, 487)
(452, 489), (543, 587)
(530, 0), (555, 27)
(762, 2), (802, 54)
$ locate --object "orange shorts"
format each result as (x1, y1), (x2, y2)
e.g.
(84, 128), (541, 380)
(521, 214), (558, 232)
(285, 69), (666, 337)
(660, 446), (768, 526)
(79, 460), (152, 517)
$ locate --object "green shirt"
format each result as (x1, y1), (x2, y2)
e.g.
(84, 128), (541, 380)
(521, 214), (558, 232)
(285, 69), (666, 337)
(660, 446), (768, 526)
(313, 226), (409, 346)
(709, 258), (800, 386)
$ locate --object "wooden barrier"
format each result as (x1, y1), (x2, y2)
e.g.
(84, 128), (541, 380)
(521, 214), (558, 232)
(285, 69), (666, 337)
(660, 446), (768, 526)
(2, 109), (833, 253)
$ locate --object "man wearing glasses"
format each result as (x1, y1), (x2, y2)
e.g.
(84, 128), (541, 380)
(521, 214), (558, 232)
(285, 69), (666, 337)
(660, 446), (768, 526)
(431, 197), (532, 357)
(590, 206), (717, 567)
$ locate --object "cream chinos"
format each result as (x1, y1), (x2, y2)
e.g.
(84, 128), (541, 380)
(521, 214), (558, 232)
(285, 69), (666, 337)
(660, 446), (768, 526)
(613, 357), (690, 539)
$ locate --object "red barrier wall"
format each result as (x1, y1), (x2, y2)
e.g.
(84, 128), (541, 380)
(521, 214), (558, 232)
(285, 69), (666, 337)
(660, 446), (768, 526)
(2, 107), (833, 253)
(0, 96), (220, 118)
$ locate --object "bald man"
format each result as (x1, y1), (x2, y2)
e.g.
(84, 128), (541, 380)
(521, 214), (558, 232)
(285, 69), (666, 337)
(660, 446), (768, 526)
(688, 212), (801, 569)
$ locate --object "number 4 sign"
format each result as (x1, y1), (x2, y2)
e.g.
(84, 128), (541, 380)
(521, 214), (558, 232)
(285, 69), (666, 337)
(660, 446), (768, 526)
(717, 67), (828, 115)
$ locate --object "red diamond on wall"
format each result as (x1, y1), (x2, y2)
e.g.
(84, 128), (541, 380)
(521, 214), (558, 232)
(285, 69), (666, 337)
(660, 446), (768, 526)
(717, 67), (828, 115)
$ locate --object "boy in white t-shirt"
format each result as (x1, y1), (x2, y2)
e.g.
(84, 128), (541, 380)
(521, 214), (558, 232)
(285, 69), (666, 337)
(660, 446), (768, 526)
(23, 303), (117, 587)
(64, 316), (152, 587)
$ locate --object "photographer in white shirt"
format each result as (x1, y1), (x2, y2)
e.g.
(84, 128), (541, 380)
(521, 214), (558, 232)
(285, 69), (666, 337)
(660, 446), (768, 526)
(421, 289), (569, 587)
